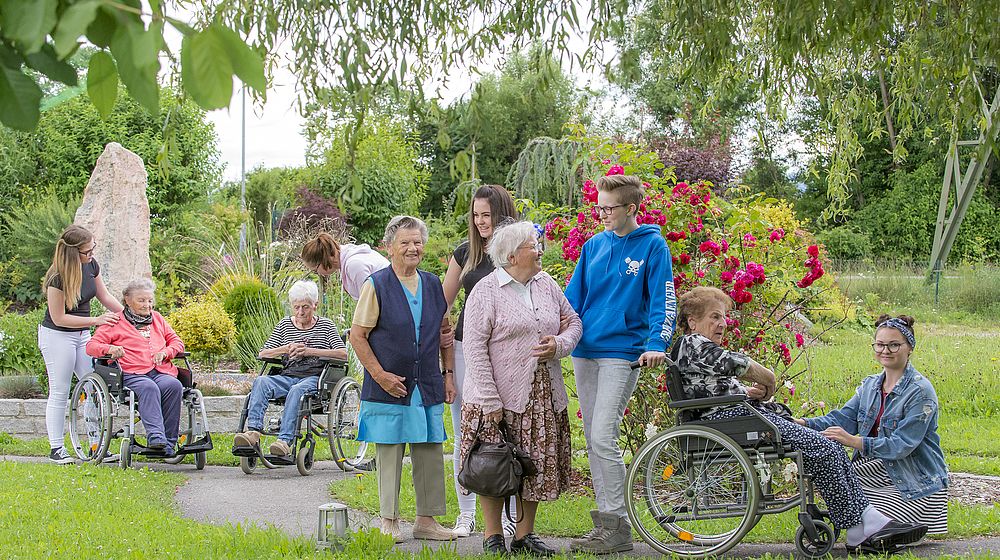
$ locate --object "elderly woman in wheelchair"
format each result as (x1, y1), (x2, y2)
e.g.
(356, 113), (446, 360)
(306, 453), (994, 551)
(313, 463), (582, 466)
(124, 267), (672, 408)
(84, 278), (187, 457)
(77, 278), (211, 469)
(626, 287), (927, 558)
(232, 280), (348, 472)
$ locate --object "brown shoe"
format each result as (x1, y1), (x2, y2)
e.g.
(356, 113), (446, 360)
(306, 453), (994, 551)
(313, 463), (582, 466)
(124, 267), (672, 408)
(269, 439), (291, 457)
(380, 518), (405, 543)
(233, 430), (261, 448)
(413, 518), (458, 541)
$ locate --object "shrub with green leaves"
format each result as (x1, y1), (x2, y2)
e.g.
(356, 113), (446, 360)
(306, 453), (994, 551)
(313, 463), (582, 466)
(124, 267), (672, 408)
(0, 308), (46, 377)
(167, 299), (236, 371)
(1, 193), (78, 304)
(219, 279), (284, 372)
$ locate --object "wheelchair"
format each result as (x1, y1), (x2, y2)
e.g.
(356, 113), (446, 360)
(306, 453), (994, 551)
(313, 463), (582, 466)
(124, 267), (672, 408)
(625, 359), (839, 558)
(232, 351), (372, 476)
(67, 353), (213, 470)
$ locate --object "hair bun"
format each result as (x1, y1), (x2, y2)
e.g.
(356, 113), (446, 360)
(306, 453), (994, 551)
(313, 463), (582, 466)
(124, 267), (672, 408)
(875, 314), (892, 326)
(897, 315), (916, 328)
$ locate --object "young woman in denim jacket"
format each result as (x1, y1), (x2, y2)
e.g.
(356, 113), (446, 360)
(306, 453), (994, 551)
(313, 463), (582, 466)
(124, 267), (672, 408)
(797, 315), (949, 536)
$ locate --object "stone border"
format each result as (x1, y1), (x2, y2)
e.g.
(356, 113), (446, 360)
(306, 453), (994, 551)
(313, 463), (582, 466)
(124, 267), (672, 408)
(0, 396), (248, 440)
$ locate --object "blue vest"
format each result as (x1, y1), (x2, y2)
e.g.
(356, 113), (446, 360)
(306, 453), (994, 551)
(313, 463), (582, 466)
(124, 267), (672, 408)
(362, 267), (447, 406)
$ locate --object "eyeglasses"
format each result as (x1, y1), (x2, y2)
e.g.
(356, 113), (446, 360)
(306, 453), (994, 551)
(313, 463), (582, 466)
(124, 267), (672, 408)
(78, 245), (97, 257)
(872, 342), (904, 353)
(519, 242), (543, 252)
(596, 204), (625, 216)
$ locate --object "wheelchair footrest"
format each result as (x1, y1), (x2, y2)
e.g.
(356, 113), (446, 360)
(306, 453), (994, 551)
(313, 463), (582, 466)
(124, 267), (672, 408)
(263, 454), (295, 466)
(177, 434), (213, 455)
(231, 444), (259, 458)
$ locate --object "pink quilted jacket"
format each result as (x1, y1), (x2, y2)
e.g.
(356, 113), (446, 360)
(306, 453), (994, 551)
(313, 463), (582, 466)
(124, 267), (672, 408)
(462, 270), (582, 414)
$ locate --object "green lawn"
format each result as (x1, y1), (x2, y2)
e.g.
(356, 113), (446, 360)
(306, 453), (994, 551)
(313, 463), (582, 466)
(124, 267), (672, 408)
(0, 460), (400, 559)
(328, 460), (999, 542)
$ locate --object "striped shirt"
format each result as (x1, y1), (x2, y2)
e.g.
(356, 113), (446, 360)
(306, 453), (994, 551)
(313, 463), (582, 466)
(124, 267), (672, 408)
(262, 316), (345, 378)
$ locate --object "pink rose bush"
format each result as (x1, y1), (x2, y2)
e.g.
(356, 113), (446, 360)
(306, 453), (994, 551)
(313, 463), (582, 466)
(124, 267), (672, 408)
(540, 152), (836, 452)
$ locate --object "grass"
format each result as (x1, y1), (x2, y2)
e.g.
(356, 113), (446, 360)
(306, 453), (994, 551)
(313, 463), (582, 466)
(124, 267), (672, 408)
(2, 464), (993, 560)
(0, 460), (386, 559)
(833, 262), (1000, 324)
(329, 460), (999, 542)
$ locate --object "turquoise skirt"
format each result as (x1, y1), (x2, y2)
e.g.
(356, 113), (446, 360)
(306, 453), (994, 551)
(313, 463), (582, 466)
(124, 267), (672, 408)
(357, 386), (446, 444)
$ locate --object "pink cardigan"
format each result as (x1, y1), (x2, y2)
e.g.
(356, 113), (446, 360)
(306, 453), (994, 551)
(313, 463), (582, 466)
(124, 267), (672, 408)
(86, 311), (185, 377)
(462, 270), (582, 414)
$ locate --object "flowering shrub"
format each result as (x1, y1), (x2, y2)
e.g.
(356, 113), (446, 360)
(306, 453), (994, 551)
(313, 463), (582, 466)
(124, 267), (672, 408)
(542, 145), (843, 453)
(168, 298), (237, 372)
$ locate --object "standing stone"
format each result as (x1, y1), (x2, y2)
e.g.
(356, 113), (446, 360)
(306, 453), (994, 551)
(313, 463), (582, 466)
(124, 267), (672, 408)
(74, 142), (153, 301)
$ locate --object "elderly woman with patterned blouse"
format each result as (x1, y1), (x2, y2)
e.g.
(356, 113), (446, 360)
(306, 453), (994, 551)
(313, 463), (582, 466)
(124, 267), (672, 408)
(674, 287), (927, 554)
(460, 220), (583, 556)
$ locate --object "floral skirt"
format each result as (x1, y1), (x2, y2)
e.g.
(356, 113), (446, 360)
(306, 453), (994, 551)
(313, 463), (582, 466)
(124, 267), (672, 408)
(457, 364), (571, 502)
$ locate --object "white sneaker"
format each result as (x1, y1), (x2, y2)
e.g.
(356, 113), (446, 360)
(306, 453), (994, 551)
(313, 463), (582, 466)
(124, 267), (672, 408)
(503, 516), (516, 537)
(452, 512), (476, 537)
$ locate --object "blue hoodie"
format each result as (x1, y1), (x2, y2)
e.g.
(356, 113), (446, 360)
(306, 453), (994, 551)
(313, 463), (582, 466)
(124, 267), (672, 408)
(565, 224), (677, 360)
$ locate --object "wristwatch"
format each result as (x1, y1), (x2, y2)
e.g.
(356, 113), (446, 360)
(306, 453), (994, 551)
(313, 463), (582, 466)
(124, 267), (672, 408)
(442, 368), (455, 375)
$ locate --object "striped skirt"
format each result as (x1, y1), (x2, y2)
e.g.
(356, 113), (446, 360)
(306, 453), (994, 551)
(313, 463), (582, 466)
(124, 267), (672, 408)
(854, 456), (948, 535)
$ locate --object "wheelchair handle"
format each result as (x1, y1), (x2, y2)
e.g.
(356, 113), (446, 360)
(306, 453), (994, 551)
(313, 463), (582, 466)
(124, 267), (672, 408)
(629, 360), (641, 369)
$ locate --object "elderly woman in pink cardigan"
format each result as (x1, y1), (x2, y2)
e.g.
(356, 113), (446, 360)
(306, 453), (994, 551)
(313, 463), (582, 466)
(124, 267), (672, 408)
(460, 220), (583, 556)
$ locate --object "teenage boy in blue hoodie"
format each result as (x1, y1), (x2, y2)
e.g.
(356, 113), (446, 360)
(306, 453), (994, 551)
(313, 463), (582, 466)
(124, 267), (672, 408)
(565, 174), (676, 554)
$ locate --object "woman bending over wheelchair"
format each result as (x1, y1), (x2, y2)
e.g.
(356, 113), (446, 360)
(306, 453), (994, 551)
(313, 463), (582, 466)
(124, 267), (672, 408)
(85, 278), (184, 456)
(675, 287), (927, 554)
(796, 314), (948, 536)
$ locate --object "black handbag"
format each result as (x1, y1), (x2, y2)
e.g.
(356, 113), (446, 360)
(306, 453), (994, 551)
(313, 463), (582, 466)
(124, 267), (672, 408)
(457, 414), (537, 499)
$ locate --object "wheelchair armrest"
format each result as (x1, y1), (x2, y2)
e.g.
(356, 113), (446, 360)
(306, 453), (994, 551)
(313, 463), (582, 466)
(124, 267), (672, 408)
(177, 351), (191, 358)
(260, 356), (284, 365)
(668, 394), (748, 410)
(318, 356), (348, 366)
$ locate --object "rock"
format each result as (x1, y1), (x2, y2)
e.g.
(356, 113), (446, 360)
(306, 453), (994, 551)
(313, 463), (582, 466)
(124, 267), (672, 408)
(74, 142), (153, 301)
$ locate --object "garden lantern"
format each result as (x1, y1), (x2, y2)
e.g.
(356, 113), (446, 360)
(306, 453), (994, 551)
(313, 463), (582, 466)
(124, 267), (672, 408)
(316, 502), (349, 550)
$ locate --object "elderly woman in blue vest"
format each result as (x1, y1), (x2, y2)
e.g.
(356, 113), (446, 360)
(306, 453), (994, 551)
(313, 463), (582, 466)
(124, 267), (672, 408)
(796, 314), (949, 538)
(349, 215), (457, 544)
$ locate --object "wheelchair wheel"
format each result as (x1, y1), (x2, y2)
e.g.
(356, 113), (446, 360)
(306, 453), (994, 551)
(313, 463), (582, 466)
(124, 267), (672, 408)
(626, 426), (760, 558)
(119, 440), (132, 470)
(239, 455), (257, 475)
(296, 441), (315, 476)
(195, 452), (207, 470)
(795, 519), (836, 558)
(328, 377), (372, 471)
(68, 373), (113, 462)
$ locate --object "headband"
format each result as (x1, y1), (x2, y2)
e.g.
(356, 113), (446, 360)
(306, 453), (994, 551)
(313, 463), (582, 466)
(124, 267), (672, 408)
(878, 318), (916, 349)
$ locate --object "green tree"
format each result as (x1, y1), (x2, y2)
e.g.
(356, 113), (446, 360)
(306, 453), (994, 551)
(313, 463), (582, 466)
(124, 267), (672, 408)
(312, 118), (427, 245)
(620, 1), (1000, 216)
(32, 86), (222, 220)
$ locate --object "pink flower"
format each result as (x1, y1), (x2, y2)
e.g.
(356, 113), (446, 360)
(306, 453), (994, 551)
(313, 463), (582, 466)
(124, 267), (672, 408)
(698, 240), (721, 256)
(807, 244), (820, 258)
(720, 271), (734, 283)
(577, 409), (583, 419)
(769, 228), (785, 243)
(778, 343), (792, 365)
(695, 269), (706, 279)
(601, 159), (611, 165)
(679, 253), (692, 265)
(582, 180), (598, 204)
(795, 333), (805, 347)
(720, 239), (729, 252)
(606, 164), (624, 176)
(666, 231), (687, 242)
(743, 233), (757, 247)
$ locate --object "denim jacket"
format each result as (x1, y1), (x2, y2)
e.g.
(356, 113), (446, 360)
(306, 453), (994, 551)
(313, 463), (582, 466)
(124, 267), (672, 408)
(805, 363), (949, 499)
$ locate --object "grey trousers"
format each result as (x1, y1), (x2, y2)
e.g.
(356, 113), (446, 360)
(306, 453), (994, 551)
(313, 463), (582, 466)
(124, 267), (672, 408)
(377, 442), (447, 519)
(573, 357), (640, 520)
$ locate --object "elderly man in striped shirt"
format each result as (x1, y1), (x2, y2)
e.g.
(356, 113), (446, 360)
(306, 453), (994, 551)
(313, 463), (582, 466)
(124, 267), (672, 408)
(234, 280), (347, 457)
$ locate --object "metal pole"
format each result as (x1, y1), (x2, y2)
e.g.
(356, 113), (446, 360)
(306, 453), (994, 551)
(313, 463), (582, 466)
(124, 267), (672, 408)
(239, 86), (247, 253)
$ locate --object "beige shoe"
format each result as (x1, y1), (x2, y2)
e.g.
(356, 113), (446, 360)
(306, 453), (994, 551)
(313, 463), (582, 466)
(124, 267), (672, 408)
(413, 518), (458, 541)
(380, 518), (405, 543)
(269, 439), (291, 457)
(233, 430), (261, 448)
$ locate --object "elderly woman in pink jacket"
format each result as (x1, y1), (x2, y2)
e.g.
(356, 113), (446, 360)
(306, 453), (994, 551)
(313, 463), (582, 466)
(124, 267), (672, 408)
(459, 220), (583, 556)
